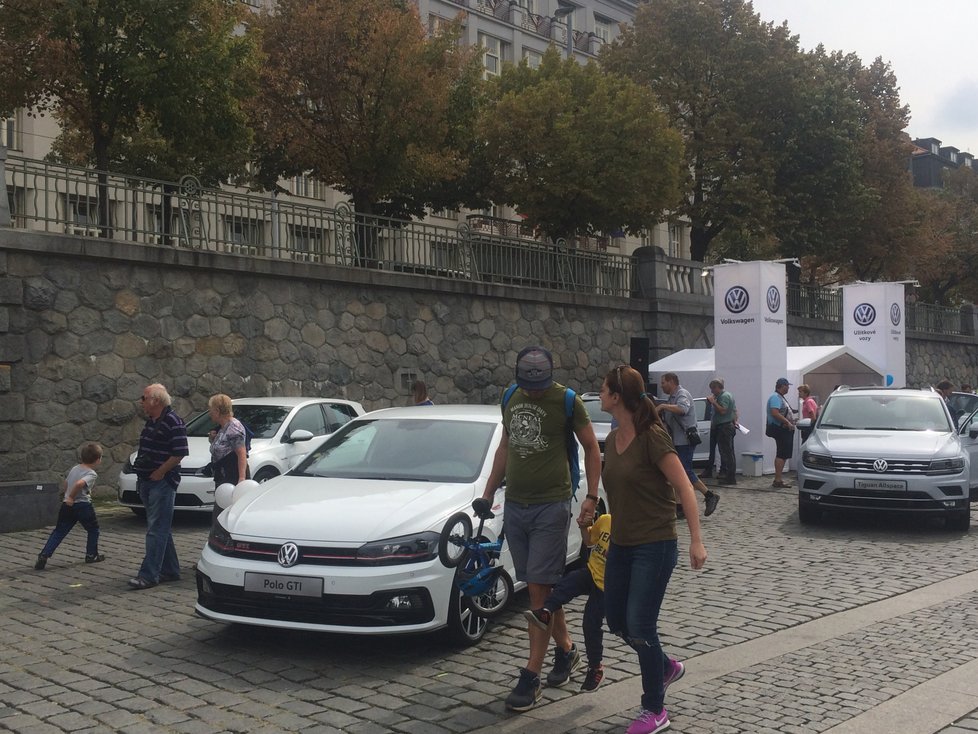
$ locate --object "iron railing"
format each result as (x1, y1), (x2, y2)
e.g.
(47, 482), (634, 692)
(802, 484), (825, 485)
(906, 301), (966, 335)
(786, 283), (842, 322)
(2, 154), (634, 297)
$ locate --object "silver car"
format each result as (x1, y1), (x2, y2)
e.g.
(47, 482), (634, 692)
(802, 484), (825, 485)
(797, 387), (976, 530)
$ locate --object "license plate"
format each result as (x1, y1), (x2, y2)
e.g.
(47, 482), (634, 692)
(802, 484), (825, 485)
(854, 479), (907, 491)
(244, 573), (323, 597)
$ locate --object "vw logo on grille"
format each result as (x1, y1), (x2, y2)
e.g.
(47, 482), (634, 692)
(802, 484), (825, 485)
(890, 302), (902, 326)
(766, 286), (781, 313)
(278, 542), (300, 567)
(854, 303), (876, 326)
(873, 459), (888, 473)
(725, 286), (750, 314)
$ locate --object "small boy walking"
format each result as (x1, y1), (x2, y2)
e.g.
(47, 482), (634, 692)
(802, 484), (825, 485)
(524, 513), (611, 692)
(35, 442), (105, 570)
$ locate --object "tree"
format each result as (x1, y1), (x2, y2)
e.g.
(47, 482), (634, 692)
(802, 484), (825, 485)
(252, 0), (486, 245)
(602, 0), (804, 261)
(0, 0), (257, 236)
(477, 49), (683, 242)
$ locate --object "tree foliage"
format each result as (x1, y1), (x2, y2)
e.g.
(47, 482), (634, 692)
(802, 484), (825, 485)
(252, 0), (485, 219)
(478, 49), (682, 242)
(0, 0), (257, 184)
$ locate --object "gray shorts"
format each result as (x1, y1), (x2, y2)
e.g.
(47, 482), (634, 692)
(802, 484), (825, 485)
(503, 499), (572, 585)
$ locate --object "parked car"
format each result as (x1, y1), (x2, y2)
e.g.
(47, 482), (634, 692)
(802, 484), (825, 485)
(581, 392), (612, 461)
(118, 397), (365, 515)
(948, 391), (978, 427)
(194, 405), (600, 646)
(797, 386), (978, 530)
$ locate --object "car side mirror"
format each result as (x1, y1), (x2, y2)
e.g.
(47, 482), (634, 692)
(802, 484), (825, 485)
(796, 418), (812, 429)
(286, 429), (314, 444)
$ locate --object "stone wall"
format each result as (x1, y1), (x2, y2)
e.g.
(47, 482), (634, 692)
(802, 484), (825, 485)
(0, 231), (649, 487)
(3, 229), (978, 491)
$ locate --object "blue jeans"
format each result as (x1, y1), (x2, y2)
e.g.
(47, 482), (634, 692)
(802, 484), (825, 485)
(544, 566), (605, 666)
(676, 444), (698, 486)
(41, 502), (100, 558)
(137, 478), (181, 582)
(604, 540), (678, 712)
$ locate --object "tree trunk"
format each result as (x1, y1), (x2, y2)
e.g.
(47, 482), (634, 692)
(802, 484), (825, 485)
(94, 142), (113, 240)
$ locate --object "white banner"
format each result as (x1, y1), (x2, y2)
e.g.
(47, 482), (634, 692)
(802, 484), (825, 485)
(842, 283), (905, 387)
(713, 262), (788, 473)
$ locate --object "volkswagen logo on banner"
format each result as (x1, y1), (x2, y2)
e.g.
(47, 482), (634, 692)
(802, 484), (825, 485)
(873, 459), (888, 473)
(725, 286), (750, 314)
(278, 542), (300, 568)
(853, 303), (876, 326)
(766, 286), (781, 313)
(890, 302), (902, 326)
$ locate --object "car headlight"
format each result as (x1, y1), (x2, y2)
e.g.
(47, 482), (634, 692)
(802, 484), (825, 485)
(208, 521), (236, 555)
(928, 457), (965, 474)
(121, 458), (135, 475)
(357, 532), (440, 565)
(802, 451), (835, 471)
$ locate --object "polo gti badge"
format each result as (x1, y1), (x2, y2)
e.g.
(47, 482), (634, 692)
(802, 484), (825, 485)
(766, 286), (781, 313)
(278, 542), (300, 567)
(854, 303), (876, 327)
(725, 286), (749, 314)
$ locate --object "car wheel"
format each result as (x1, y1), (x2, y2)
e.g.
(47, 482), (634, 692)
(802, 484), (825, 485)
(798, 498), (820, 525)
(444, 571), (489, 647)
(253, 467), (279, 484)
(947, 510), (971, 532)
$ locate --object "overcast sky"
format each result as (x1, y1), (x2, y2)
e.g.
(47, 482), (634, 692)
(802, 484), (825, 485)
(750, 0), (978, 154)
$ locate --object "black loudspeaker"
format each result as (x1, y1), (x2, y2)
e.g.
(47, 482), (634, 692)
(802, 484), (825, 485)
(630, 337), (650, 389)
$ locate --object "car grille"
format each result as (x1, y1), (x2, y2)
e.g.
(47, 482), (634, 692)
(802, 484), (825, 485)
(826, 488), (954, 510)
(196, 576), (435, 627)
(213, 542), (374, 566)
(830, 457), (932, 474)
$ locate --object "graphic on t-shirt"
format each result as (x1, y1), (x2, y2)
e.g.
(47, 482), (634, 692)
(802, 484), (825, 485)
(508, 404), (553, 456)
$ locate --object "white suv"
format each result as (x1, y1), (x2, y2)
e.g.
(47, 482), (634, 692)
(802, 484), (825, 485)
(118, 397), (365, 514)
(797, 387), (977, 530)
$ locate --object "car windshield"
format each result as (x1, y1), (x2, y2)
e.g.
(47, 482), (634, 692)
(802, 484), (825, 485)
(583, 399), (612, 425)
(293, 418), (496, 483)
(818, 395), (951, 432)
(184, 405), (292, 439)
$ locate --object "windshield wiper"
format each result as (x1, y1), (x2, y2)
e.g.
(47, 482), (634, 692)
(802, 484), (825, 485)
(817, 423), (848, 429)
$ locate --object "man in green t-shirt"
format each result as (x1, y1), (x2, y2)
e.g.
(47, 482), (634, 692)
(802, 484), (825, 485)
(476, 346), (601, 712)
(706, 378), (738, 486)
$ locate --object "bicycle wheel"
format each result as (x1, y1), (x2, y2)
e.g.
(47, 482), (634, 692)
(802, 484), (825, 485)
(469, 567), (514, 619)
(438, 512), (473, 568)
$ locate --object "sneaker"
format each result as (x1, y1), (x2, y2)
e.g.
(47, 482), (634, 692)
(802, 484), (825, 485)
(547, 643), (582, 687)
(84, 554), (105, 563)
(505, 668), (542, 712)
(663, 658), (685, 690)
(627, 707), (670, 734)
(704, 491), (720, 517)
(34, 554), (48, 570)
(580, 664), (604, 692)
(523, 607), (553, 633)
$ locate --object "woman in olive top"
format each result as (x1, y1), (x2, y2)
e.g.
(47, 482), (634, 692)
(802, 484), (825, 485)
(599, 365), (708, 734)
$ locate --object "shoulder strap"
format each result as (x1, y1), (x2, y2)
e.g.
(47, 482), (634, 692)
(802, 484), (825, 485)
(502, 384), (519, 411)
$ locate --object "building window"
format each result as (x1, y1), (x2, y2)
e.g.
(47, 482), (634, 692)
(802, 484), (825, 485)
(522, 48), (543, 69)
(594, 17), (612, 44)
(291, 175), (327, 200)
(2, 111), (22, 150)
(428, 14), (451, 36)
(288, 224), (324, 261)
(668, 223), (684, 258)
(430, 207), (459, 220)
(479, 33), (506, 78)
(519, 0), (537, 12)
(222, 215), (264, 252)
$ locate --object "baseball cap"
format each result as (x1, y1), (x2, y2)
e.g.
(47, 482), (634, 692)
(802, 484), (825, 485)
(776, 377), (791, 388)
(515, 346), (554, 390)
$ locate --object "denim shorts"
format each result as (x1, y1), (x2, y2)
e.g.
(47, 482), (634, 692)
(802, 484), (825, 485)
(503, 499), (572, 585)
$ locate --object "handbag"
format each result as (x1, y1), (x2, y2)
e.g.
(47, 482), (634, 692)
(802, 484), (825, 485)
(685, 426), (702, 446)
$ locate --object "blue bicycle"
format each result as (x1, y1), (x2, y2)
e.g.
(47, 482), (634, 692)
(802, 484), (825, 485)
(437, 502), (513, 619)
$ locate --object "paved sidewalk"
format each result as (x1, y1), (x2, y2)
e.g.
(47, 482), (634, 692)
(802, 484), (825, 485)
(2, 473), (978, 733)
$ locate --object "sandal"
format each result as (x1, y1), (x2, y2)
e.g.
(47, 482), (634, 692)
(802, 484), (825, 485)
(127, 577), (157, 590)
(772, 480), (790, 488)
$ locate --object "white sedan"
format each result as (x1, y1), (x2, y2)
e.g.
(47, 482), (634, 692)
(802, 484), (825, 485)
(118, 397), (364, 515)
(195, 405), (596, 646)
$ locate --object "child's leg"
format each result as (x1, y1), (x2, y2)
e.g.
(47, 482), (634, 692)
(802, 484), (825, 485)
(40, 503), (79, 558)
(75, 503), (101, 557)
(544, 566), (592, 612)
(582, 584), (605, 667)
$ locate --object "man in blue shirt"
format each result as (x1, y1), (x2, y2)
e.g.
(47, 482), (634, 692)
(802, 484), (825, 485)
(129, 383), (189, 590)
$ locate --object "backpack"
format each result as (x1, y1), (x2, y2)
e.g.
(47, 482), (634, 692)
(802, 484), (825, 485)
(502, 384), (581, 497)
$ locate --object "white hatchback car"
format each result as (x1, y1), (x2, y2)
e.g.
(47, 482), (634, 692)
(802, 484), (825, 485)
(118, 397), (364, 515)
(195, 405), (598, 646)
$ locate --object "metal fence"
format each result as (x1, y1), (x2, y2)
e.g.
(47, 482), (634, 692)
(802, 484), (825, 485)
(3, 154), (634, 297)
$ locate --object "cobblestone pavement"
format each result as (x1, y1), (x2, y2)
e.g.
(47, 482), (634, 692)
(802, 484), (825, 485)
(3, 474), (978, 733)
